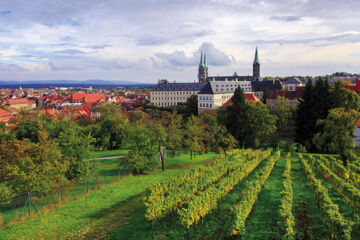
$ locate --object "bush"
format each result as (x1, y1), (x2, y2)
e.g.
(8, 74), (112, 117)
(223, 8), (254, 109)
(297, 144), (307, 153)
(0, 184), (14, 204)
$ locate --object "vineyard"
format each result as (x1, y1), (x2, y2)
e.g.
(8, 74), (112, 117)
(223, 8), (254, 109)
(139, 149), (360, 240)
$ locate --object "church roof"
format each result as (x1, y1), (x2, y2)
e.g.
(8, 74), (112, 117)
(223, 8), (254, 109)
(253, 47), (260, 65)
(198, 81), (252, 94)
(206, 76), (254, 82)
(152, 82), (207, 91)
(199, 51), (206, 68)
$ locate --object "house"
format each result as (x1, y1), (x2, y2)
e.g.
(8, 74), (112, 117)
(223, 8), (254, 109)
(220, 93), (261, 108)
(345, 80), (360, 94)
(282, 77), (306, 91)
(0, 108), (12, 122)
(71, 93), (106, 104)
(266, 87), (304, 109)
(6, 98), (36, 111)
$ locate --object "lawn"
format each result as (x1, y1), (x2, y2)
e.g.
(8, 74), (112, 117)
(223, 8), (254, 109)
(89, 149), (129, 159)
(0, 151), (219, 240)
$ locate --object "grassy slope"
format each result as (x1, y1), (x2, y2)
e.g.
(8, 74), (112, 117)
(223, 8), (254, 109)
(291, 158), (331, 240)
(0, 152), (218, 240)
(107, 152), (273, 240)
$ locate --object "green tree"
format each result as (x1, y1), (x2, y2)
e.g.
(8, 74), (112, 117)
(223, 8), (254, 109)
(0, 131), (68, 196)
(162, 111), (183, 157)
(272, 96), (292, 129)
(245, 102), (278, 148)
(92, 103), (124, 121)
(201, 113), (227, 152)
(313, 108), (360, 166)
(219, 133), (238, 156)
(330, 80), (360, 110)
(123, 125), (159, 174)
(185, 95), (198, 116)
(184, 115), (205, 159)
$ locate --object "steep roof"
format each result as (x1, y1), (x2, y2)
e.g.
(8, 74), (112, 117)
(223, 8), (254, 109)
(221, 93), (261, 108)
(206, 76), (254, 82)
(251, 80), (282, 92)
(7, 98), (34, 105)
(283, 77), (304, 84)
(266, 89), (304, 100)
(152, 82), (207, 91)
(198, 81), (252, 94)
(253, 47), (260, 65)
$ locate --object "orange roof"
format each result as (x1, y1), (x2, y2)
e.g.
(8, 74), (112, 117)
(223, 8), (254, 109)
(221, 93), (261, 108)
(7, 98), (34, 105)
(71, 93), (106, 103)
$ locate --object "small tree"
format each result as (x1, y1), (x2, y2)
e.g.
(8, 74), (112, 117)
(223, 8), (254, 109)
(313, 108), (360, 166)
(123, 125), (159, 174)
(219, 133), (238, 156)
(162, 111), (183, 157)
(184, 115), (205, 159)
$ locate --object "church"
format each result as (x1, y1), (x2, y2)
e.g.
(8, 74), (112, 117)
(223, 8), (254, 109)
(150, 48), (282, 111)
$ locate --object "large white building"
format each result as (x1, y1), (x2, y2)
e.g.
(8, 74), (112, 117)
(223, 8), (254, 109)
(150, 81), (206, 107)
(150, 48), (282, 111)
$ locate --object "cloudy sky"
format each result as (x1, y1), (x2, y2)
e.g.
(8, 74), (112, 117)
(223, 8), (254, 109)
(0, 0), (359, 83)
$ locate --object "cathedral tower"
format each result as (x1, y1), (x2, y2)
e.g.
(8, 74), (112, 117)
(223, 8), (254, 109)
(253, 47), (260, 80)
(198, 51), (208, 83)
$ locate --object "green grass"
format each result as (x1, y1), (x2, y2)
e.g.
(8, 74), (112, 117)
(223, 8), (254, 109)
(0, 152), (218, 240)
(89, 149), (129, 159)
(241, 158), (285, 239)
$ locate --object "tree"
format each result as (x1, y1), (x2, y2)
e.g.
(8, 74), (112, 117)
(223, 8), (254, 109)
(313, 108), (360, 166)
(245, 102), (278, 148)
(272, 96), (292, 130)
(150, 121), (167, 171)
(262, 87), (268, 104)
(184, 115), (205, 159)
(185, 95), (198, 116)
(92, 103), (124, 121)
(123, 125), (159, 174)
(162, 111), (183, 157)
(201, 113), (227, 152)
(330, 81), (360, 111)
(219, 133), (238, 156)
(296, 78), (317, 149)
(219, 87), (277, 148)
(0, 131), (68, 196)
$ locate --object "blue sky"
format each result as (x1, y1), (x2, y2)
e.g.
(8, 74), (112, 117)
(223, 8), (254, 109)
(0, 0), (359, 83)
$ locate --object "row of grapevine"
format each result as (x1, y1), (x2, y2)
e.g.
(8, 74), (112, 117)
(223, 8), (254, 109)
(319, 156), (360, 188)
(349, 162), (360, 175)
(299, 155), (352, 240)
(144, 149), (259, 221)
(145, 150), (262, 220)
(146, 149), (249, 202)
(308, 155), (360, 212)
(278, 155), (295, 240)
(178, 150), (273, 229)
(230, 151), (280, 236)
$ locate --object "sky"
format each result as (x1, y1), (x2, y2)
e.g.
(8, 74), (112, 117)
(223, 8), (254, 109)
(0, 0), (359, 83)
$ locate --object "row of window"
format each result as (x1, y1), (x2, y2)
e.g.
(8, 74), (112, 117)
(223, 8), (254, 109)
(199, 103), (212, 108)
(199, 95), (213, 101)
(215, 87), (251, 92)
(152, 91), (196, 95)
(152, 97), (187, 101)
(155, 102), (177, 106)
(215, 84), (251, 88)
(221, 95), (232, 100)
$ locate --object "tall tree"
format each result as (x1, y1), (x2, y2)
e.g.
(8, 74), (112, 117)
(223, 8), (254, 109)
(313, 108), (360, 166)
(330, 80), (360, 111)
(185, 95), (198, 116)
(295, 78), (317, 149)
(200, 113), (227, 153)
(272, 96), (292, 130)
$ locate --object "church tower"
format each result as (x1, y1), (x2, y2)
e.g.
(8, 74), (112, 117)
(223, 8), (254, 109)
(253, 47), (260, 81)
(198, 51), (208, 83)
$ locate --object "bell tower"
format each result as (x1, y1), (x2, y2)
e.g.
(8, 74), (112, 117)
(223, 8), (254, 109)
(198, 51), (208, 83)
(253, 47), (260, 81)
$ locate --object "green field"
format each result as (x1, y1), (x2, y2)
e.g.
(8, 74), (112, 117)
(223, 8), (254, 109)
(0, 151), (219, 239)
(1, 149), (360, 240)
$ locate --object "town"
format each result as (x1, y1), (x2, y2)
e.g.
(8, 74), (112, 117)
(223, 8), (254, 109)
(1, 1), (360, 240)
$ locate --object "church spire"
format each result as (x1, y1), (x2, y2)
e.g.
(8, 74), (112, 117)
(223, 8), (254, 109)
(253, 46), (260, 65)
(253, 47), (260, 80)
(204, 52), (208, 67)
(199, 51), (206, 68)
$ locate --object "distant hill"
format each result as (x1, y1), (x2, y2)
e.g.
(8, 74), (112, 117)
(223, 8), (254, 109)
(0, 80), (155, 88)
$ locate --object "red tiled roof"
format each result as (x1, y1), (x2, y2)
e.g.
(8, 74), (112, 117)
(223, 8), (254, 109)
(221, 93), (261, 108)
(266, 88), (304, 100)
(71, 93), (106, 103)
(345, 80), (360, 93)
(7, 98), (34, 105)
